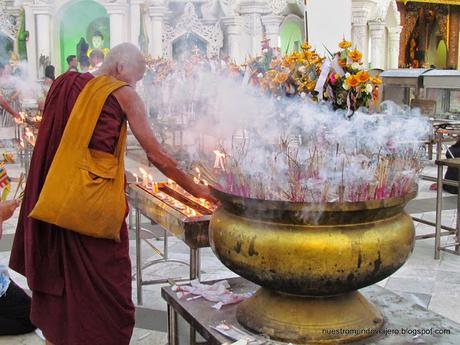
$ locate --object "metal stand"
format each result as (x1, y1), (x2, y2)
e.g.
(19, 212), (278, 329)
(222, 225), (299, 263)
(133, 207), (202, 305)
(434, 158), (460, 259)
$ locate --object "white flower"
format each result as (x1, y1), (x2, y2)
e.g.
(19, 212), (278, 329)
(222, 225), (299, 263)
(345, 72), (351, 78)
(300, 92), (307, 98)
(351, 62), (361, 70)
(365, 83), (373, 94)
(257, 73), (264, 79)
(262, 48), (269, 54)
(298, 66), (307, 74)
(343, 82), (350, 90)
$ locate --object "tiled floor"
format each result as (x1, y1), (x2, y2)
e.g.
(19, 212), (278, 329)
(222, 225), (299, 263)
(1, 139), (459, 344)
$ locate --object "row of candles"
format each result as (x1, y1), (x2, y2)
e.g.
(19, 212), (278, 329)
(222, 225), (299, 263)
(133, 167), (161, 192)
(134, 166), (212, 212)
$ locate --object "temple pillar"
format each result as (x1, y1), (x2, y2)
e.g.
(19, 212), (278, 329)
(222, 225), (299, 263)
(448, 5), (460, 69)
(388, 26), (402, 69)
(222, 17), (243, 63)
(149, 6), (167, 58)
(261, 14), (283, 49)
(106, 3), (128, 47)
(32, 3), (52, 78)
(130, 0), (144, 46)
(351, 3), (371, 63)
(368, 20), (386, 70)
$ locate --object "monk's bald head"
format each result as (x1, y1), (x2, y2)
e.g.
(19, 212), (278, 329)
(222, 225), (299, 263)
(99, 43), (146, 85)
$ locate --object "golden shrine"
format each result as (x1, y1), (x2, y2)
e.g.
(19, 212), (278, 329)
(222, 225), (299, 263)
(397, 0), (460, 68)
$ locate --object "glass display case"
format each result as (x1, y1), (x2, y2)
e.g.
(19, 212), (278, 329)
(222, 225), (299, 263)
(423, 70), (460, 119)
(381, 68), (430, 107)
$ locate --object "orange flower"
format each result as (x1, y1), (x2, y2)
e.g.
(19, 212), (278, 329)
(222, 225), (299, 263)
(338, 58), (347, 67)
(348, 48), (363, 62)
(371, 76), (382, 84)
(338, 38), (352, 49)
(356, 70), (370, 83)
(345, 75), (360, 88)
(274, 72), (289, 84)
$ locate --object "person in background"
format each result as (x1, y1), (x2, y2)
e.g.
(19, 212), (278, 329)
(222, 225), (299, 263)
(89, 49), (104, 72)
(442, 139), (460, 194)
(44, 66), (55, 86)
(79, 58), (90, 73)
(0, 199), (36, 336)
(66, 55), (78, 72)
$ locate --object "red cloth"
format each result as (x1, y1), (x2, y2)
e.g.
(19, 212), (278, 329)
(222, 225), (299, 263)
(9, 72), (135, 345)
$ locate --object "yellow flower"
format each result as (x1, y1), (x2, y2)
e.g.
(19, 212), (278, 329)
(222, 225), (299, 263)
(345, 74), (360, 88)
(338, 38), (352, 49)
(356, 70), (370, 83)
(348, 48), (363, 62)
(371, 76), (382, 85)
(301, 41), (312, 51)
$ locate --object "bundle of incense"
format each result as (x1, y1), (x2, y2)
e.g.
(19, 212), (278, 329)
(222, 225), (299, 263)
(13, 172), (25, 200)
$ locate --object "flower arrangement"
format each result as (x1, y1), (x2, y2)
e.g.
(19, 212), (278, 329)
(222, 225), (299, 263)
(322, 38), (382, 112)
(258, 42), (323, 97)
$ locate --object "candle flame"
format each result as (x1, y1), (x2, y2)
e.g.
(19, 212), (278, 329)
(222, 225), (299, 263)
(139, 167), (147, 175)
(193, 177), (200, 184)
(133, 173), (138, 178)
(195, 167), (200, 173)
(203, 180), (209, 186)
(148, 174), (153, 182)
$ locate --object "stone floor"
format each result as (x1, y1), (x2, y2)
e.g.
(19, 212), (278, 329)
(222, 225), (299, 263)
(0, 137), (459, 344)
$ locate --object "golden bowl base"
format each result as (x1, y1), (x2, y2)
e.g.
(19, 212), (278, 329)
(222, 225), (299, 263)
(236, 288), (384, 344)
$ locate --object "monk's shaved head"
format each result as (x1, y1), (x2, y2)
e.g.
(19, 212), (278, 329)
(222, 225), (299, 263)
(98, 43), (146, 85)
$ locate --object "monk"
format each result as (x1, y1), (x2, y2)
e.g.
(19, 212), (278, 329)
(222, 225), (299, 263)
(9, 43), (214, 345)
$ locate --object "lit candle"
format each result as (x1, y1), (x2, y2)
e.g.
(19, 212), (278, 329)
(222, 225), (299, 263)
(203, 180), (209, 186)
(133, 173), (139, 184)
(153, 182), (159, 193)
(193, 177), (200, 184)
(139, 168), (148, 187)
(199, 198), (206, 205)
(148, 175), (153, 190)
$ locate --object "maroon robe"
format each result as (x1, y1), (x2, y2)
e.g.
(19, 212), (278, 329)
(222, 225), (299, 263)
(9, 72), (135, 345)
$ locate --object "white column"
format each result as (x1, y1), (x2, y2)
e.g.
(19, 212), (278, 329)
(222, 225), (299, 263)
(351, 6), (370, 62)
(106, 3), (128, 47)
(22, 4), (37, 78)
(149, 6), (167, 58)
(130, 0), (144, 46)
(368, 20), (386, 70)
(239, 0), (270, 57)
(387, 26), (402, 69)
(261, 14), (283, 49)
(33, 4), (52, 65)
(222, 17), (243, 63)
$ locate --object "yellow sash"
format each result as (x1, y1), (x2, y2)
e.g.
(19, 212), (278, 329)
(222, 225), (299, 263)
(29, 75), (128, 242)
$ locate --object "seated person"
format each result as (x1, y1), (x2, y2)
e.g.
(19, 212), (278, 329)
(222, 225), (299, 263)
(443, 140), (460, 194)
(0, 199), (36, 335)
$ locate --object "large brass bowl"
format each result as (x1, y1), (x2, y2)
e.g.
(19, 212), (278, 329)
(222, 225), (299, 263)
(209, 188), (416, 344)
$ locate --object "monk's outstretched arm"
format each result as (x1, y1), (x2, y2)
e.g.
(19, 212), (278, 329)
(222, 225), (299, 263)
(113, 86), (215, 201)
(0, 95), (20, 119)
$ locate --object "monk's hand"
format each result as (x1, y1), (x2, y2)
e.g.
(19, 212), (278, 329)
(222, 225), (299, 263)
(0, 199), (21, 222)
(188, 183), (218, 204)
